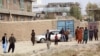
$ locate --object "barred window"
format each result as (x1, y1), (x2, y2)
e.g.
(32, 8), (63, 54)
(19, 0), (24, 11)
(0, 0), (2, 8)
(0, 14), (4, 20)
(13, 0), (16, 4)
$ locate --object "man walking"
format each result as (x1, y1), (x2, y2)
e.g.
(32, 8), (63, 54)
(31, 29), (35, 45)
(45, 29), (51, 49)
(8, 34), (16, 53)
(2, 33), (8, 53)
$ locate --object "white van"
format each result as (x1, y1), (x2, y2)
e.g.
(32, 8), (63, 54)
(35, 30), (61, 43)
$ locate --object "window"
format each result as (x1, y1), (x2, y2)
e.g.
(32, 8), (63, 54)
(20, 0), (24, 11)
(0, 14), (4, 20)
(14, 16), (18, 21)
(20, 16), (25, 21)
(28, 17), (32, 21)
(13, 0), (16, 4)
(27, 2), (31, 12)
(56, 12), (62, 15)
(63, 4), (66, 7)
(7, 0), (10, 3)
(0, 0), (2, 8)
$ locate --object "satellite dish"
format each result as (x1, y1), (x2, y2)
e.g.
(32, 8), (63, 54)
(62, 12), (67, 16)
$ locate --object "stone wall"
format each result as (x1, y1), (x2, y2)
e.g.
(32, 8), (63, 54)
(0, 20), (57, 41)
(0, 19), (90, 41)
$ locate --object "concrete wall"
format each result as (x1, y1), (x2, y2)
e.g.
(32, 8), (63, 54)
(0, 20), (57, 41)
(1, 19), (95, 41)
(0, 19), (79, 41)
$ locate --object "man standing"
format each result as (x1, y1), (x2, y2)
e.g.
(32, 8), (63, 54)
(83, 27), (88, 44)
(94, 27), (98, 41)
(2, 33), (8, 53)
(8, 34), (16, 53)
(54, 34), (58, 45)
(45, 29), (51, 49)
(75, 26), (79, 41)
(64, 30), (69, 42)
(67, 28), (72, 41)
(59, 28), (66, 42)
(77, 27), (83, 44)
(89, 26), (94, 41)
(31, 29), (35, 45)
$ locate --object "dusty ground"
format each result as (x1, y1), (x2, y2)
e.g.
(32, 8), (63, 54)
(0, 40), (100, 56)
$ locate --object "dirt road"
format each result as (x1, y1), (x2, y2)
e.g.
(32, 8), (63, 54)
(0, 40), (100, 56)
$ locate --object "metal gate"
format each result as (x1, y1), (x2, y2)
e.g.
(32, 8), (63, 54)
(57, 20), (74, 36)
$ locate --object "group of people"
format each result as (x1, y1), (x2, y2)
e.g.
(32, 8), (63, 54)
(45, 29), (72, 49)
(75, 26), (98, 44)
(2, 26), (98, 53)
(2, 33), (16, 53)
(1, 27), (98, 53)
(31, 29), (54, 49)
(44, 26), (98, 49)
(59, 28), (72, 42)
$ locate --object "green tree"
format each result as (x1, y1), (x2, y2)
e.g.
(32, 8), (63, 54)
(70, 5), (82, 20)
(86, 2), (98, 16)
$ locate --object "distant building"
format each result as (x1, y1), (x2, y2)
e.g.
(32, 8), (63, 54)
(0, 0), (36, 21)
(88, 8), (100, 21)
(32, 2), (80, 19)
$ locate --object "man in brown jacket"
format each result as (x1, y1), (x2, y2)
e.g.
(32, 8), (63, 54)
(8, 34), (16, 53)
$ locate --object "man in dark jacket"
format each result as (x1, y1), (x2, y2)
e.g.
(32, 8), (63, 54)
(45, 30), (51, 41)
(31, 29), (35, 45)
(89, 26), (94, 41)
(59, 28), (66, 42)
(8, 34), (16, 53)
(2, 33), (8, 53)
(94, 27), (98, 41)
(45, 29), (51, 49)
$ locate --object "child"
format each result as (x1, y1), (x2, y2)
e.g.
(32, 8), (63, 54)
(55, 34), (58, 45)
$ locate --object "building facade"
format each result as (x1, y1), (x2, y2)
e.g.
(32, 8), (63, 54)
(0, 0), (35, 21)
(88, 8), (100, 21)
(44, 2), (80, 19)
(32, 2), (80, 19)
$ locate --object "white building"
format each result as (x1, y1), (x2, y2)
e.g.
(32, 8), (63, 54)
(32, 1), (79, 19)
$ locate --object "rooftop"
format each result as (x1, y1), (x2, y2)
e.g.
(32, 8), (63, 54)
(87, 8), (100, 11)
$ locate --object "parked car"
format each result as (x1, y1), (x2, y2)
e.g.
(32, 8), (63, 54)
(35, 30), (61, 43)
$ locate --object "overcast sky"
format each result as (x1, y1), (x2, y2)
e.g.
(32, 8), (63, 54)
(34, 0), (100, 15)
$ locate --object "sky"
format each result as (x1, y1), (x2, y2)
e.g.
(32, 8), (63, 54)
(33, 0), (100, 15)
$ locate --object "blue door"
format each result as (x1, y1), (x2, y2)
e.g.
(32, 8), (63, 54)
(57, 20), (74, 36)
(65, 20), (74, 36)
(57, 20), (66, 30)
